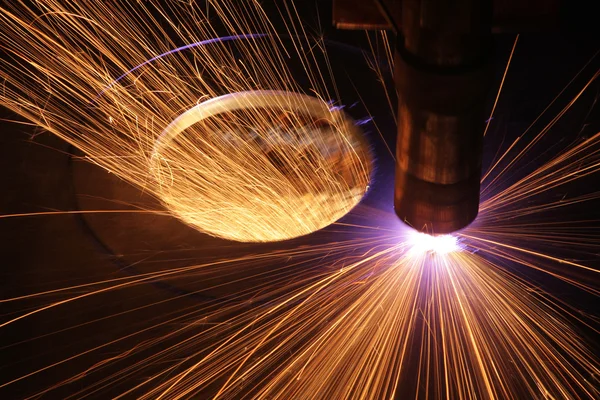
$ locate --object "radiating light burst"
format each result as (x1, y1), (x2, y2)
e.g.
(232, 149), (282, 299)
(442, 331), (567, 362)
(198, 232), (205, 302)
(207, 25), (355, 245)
(0, 1), (599, 399)
(407, 231), (461, 256)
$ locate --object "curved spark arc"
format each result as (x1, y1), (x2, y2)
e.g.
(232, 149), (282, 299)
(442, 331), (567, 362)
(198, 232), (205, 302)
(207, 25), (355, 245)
(95, 34), (267, 100)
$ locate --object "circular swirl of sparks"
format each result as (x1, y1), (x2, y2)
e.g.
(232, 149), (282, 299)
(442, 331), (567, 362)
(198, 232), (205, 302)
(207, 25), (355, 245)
(151, 90), (372, 242)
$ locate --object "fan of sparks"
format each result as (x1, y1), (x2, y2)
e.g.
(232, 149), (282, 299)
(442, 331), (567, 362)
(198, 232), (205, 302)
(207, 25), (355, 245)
(1, 1), (600, 399)
(0, 0), (372, 242)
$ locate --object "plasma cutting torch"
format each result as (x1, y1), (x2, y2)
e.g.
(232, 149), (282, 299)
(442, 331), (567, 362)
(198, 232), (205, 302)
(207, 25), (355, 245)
(333, 0), (561, 234)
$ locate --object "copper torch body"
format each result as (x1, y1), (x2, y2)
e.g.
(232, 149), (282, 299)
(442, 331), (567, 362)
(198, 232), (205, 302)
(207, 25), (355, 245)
(393, 0), (494, 233)
(332, 0), (517, 234)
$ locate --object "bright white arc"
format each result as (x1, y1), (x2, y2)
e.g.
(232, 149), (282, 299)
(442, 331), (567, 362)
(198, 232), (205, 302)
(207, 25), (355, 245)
(408, 231), (460, 255)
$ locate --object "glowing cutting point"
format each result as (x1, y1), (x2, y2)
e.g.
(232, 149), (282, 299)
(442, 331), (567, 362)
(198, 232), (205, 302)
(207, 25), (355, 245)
(407, 231), (460, 255)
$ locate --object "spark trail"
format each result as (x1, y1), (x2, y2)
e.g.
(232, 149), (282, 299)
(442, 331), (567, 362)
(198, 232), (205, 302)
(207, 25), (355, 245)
(0, 0), (371, 242)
